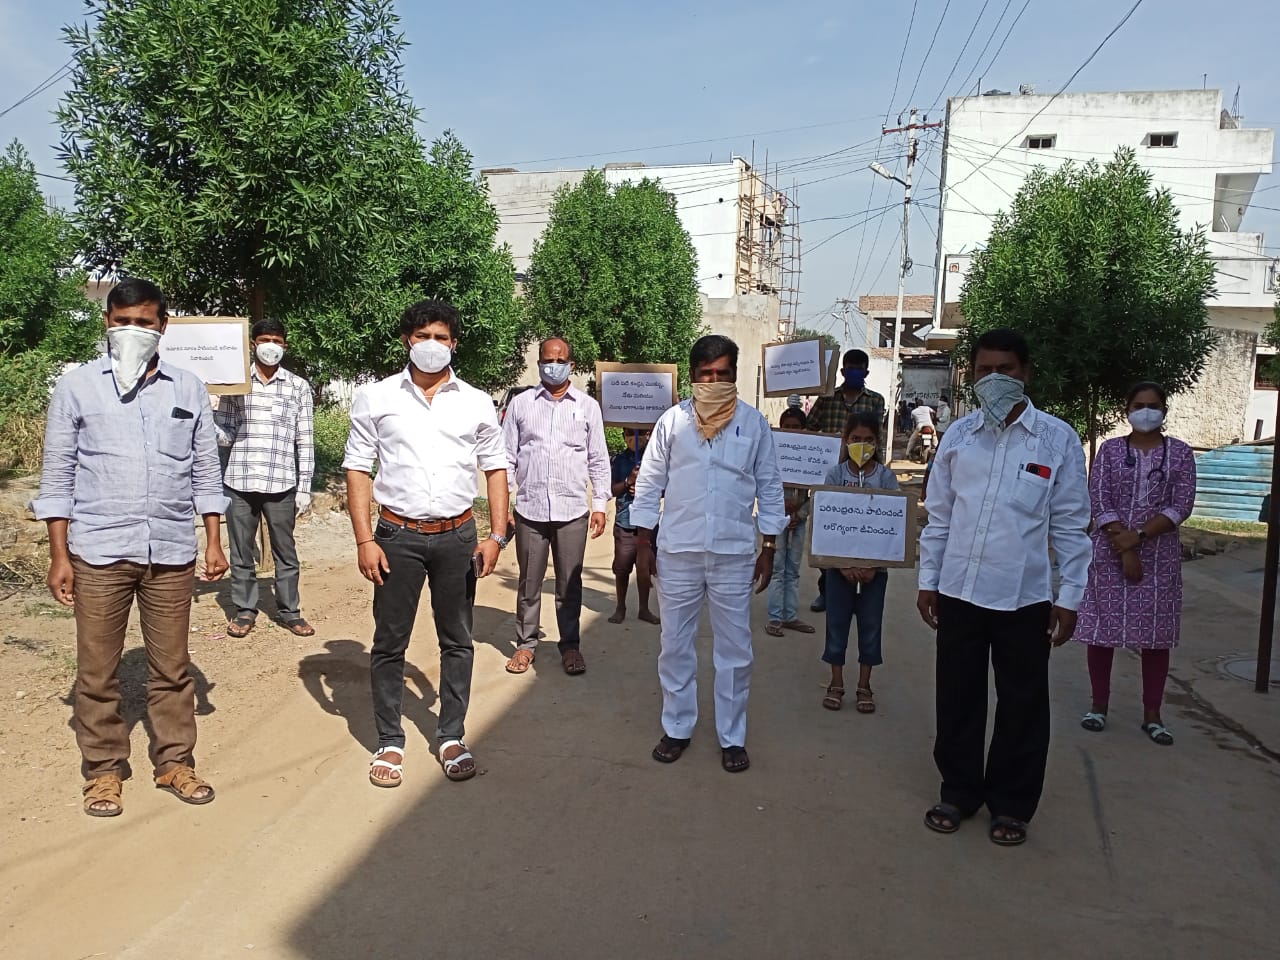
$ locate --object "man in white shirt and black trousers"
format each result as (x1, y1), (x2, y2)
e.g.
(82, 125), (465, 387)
(343, 300), (511, 789)
(917, 328), (1091, 846)
(632, 334), (788, 774)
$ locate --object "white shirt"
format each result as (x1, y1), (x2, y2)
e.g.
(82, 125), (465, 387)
(631, 399), (788, 556)
(936, 402), (952, 430)
(911, 404), (936, 430)
(919, 400), (1092, 611)
(343, 368), (508, 519)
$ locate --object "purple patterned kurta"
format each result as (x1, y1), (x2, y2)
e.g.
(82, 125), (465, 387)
(1074, 435), (1196, 650)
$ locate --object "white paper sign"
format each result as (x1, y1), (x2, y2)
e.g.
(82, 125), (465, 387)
(597, 365), (677, 428)
(160, 320), (249, 386)
(810, 487), (912, 565)
(762, 338), (824, 395)
(773, 430), (843, 487)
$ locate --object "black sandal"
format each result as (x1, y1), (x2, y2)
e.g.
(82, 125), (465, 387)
(721, 746), (750, 773)
(924, 803), (964, 834)
(652, 736), (691, 763)
(990, 816), (1028, 846)
(226, 614), (256, 638)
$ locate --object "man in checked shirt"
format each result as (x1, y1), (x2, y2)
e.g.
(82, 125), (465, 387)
(214, 318), (316, 638)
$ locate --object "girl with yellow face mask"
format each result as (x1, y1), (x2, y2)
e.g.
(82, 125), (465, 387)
(817, 413), (900, 714)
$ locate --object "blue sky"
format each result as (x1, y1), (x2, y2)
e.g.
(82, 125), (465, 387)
(1, 0), (1276, 345)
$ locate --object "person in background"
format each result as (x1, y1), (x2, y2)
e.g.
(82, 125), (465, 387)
(632, 335), (787, 773)
(343, 299), (510, 788)
(609, 428), (659, 626)
(32, 278), (229, 817)
(765, 408), (814, 637)
(502, 337), (610, 677)
(806, 348), (885, 613)
(1075, 382), (1196, 746)
(906, 397), (937, 462)
(936, 393), (953, 435)
(215, 318), (316, 638)
(917, 328), (1091, 847)
(819, 413), (899, 713)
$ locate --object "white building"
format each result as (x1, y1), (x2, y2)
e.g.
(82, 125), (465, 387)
(932, 88), (1276, 446)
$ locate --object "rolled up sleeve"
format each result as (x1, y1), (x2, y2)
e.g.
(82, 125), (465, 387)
(753, 426), (789, 537)
(342, 388), (377, 474)
(29, 378), (79, 520)
(192, 390), (230, 516)
(630, 413), (671, 531)
(475, 400), (509, 473)
(1049, 439), (1093, 611)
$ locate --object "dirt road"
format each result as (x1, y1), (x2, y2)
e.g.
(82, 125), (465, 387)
(0, 511), (1276, 959)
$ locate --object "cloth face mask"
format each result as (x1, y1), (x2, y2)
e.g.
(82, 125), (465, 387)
(255, 342), (285, 366)
(107, 325), (163, 395)
(843, 368), (868, 389)
(691, 382), (737, 440)
(973, 373), (1026, 430)
(539, 361), (571, 386)
(847, 442), (876, 467)
(409, 339), (451, 374)
(1128, 408), (1165, 433)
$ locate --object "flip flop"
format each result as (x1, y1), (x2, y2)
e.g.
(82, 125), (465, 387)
(369, 746), (403, 788)
(1081, 711), (1107, 732)
(924, 803), (964, 834)
(1141, 722), (1174, 746)
(280, 617), (316, 637)
(226, 614), (256, 638)
(990, 816), (1028, 846)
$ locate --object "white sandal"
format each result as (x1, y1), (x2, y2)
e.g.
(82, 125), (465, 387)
(1141, 722), (1174, 746)
(439, 739), (477, 782)
(369, 746), (404, 788)
(1081, 711), (1107, 732)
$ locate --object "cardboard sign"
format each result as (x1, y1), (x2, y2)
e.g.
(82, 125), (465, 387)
(773, 429), (844, 488)
(821, 348), (839, 396)
(595, 362), (679, 429)
(159, 316), (251, 395)
(807, 485), (918, 569)
(762, 337), (825, 397)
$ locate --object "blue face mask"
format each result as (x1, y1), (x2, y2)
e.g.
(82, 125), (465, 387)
(843, 368), (868, 389)
(539, 361), (572, 386)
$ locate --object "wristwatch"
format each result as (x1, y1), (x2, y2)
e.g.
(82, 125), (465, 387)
(1136, 529), (1148, 543)
(489, 533), (509, 550)
(761, 538), (778, 551)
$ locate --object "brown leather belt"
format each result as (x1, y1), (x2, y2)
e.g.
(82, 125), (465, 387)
(379, 506), (473, 535)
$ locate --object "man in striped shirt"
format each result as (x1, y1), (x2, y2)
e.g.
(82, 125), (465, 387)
(214, 318), (316, 638)
(502, 337), (611, 677)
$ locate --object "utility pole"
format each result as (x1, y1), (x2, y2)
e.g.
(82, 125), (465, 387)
(872, 108), (943, 457)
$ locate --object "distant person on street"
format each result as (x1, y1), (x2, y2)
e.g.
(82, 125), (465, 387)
(819, 413), (898, 713)
(765, 407), (814, 637)
(609, 428), (659, 626)
(917, 328), (1091, 846)
(32, 278), (229, 817)
(343, 299), (510, 788)
(936, 393), (952, 434)
(1075, 382), (1196, 746)
(906, 397), (937, 461)
(806, 348), (885, 613)
(214, 318), (316, 638)
(502, 337), (611, 677)
(632, 335), (787, 773)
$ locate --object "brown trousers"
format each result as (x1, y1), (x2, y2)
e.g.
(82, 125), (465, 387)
(71, 556), (197, 780)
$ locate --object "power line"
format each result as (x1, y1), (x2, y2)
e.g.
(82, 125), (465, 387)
(0, 58), (74, 121)
(884, 0), (920, 126)
(904, 0), (954, 111)
(951, 0), (1033, 104)
(926, 0), (992, 112)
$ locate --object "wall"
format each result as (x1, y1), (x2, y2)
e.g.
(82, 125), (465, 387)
(699, 293), (785, 419)
(1165, 327), (1256, 447)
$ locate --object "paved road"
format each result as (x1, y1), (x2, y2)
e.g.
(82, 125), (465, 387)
(1, 533), (1276, 959)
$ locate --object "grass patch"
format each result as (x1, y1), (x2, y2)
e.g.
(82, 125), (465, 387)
(1184, 517), (1268, 539)
(313, 403), (351, 490)
(23, 600), (74, 619)
(0, 414), (47, 476)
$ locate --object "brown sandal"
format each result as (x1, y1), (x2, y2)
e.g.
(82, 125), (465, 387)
(226, 614), (256, 638)
(855, 687), (876, 714)
(782, 619), (816, 634)
(155, 764), (215, 805)
(822, 684), (845, 711)
(505, 649), (535, 674)
(562, 649), (587, 676)
(281, 617), (315, 637)
(83, 774), (123, 818)
(765, 621), (785, 637)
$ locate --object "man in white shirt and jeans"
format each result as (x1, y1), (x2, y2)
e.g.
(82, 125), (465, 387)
(343, 300), (510, 788)
(906, 397), (937, 461)
(632, 335), (788, 774)
(917, 328), (1091, 846)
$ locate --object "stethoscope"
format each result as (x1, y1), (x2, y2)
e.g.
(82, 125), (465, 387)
(1124, 434), (1169, 486)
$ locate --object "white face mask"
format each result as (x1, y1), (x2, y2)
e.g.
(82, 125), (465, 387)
(255, 342), (285, 366)
(409, 339), (452, 374)
(1128, 408), (1165, 433)
(107, 325), (163, 395)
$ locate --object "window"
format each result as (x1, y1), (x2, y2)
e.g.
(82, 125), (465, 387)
(1025, 135), (1056, 150)
(1254, 355), (1278, 391)
(1147, 132), (1179, 148)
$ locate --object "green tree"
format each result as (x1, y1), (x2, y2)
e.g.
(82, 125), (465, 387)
(957, 148), (1217, 455)
(1262, 298), (1280, 385)
(525, 170), (702, 377)
(285, 133), (527, 390)
(794, 326), (840, 352)
(0, 140), (98, 420)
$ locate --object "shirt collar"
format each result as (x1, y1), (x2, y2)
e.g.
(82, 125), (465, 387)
(400, 366), (459, 393)
(982, 396), (1038, 434)
(536, 382), (580, 402)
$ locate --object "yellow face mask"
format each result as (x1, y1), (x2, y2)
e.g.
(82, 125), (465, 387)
(847, 442), (876, 466)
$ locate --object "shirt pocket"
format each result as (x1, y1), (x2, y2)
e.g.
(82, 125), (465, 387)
(565, 414), (589, 452)
(157, 415), (196, 461)
(1010, 469), (1051, 513)
(719, 436), (754, 473)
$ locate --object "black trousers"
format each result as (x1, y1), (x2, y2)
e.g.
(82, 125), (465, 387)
(934, 594), (1052, 823)
(370, 517), (477, 748)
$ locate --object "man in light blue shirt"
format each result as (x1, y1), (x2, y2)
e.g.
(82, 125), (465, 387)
(31, 278), (229, 818)
(632, 335), (788, 773)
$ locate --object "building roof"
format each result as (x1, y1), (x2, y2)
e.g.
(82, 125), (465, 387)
(859, 294), (934, 316)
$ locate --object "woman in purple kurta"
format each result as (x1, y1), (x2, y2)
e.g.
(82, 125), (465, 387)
(1075, 382), (1196, 746)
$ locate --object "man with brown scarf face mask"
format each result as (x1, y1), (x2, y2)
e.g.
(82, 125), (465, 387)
(631, 335), (788, 774)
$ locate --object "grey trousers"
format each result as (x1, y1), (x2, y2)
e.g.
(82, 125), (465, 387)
(514, 511), (589, 653)
(226, 487), (301, 620)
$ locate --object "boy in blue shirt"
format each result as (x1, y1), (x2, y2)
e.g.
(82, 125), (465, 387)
(608, 429), (659, 625)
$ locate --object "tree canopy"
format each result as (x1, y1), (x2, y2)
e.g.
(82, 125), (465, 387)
(794, 326), (840, 353)
(525, 170), (702, 377)
(957, 148), (1218, 453)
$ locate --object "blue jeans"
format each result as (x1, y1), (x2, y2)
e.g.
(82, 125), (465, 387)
(767, 521), (806, 622)
(822, 568), (888, 667)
